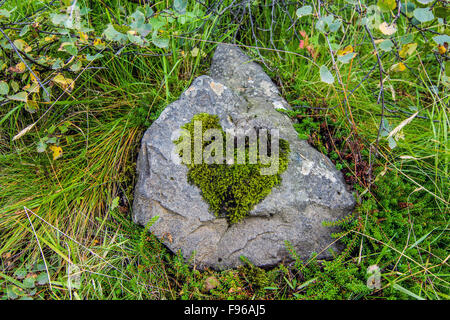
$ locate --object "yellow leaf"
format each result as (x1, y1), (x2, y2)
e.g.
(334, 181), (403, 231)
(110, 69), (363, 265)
(44, 35), (57, 42)
(23, 83), (40, 93)
(52, 74), (75, 92)
(79, 32), (89, 43)
(58, 42), (72, 52)
(379, 22), (397, 35)
(392, 62), (406, 72)
(337, 45), (354, 56)
(30, 71), (40, 83)
(13, 39), (32, 53)
(399, 43), (417, 58)
(49, 145), (63, 160)
(25, 100), (39, 113)
(8, 62), (26, 73)
(438, 45), (447, 54)
(93, 38), (105, 49)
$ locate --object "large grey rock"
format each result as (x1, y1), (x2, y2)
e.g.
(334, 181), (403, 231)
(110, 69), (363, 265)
(132, 44), (355, 269)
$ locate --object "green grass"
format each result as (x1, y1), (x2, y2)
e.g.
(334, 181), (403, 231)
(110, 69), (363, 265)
(0, 0), (448, 300)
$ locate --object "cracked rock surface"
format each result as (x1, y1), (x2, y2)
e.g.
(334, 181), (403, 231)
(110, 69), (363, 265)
(132, 44), (355, 269)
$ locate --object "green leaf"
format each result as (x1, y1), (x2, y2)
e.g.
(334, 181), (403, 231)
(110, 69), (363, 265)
(380, 118), (391, 137)
(434, 6), (449, 19)
(19, 25), (30, 36)
(70, 60), (82, 72)
(329, 20), (342, 33)
(296, 5), (312, 18)
(7, 286), (20, 299)
(152, 37), (169, 48)
(52, 58), (63, 70)
(316, 18), (326, 32)
(137, 23), (152, 37)
(319, 65), (334, 84)
(51, 13), (70, 26)
(399, 34), (414, 45)
(173, 0), (187, 14)
(416, 0), (433, 4)
(322, 15), (334, 25)
(46, 137), (57, 144)
(401, 2), (416, 17)
(315, 15), (340, 33)
(10, 80), (19, 93)
(7, 91), (27, 102)
(413, 8), (434, 23)
(0, 9), (13, 19)
(86, 53), (103, 61)
(22, 277), (35, 289)
(432, 35), (450, 45)
(388, 136), (397, 149)
(379, 39), (394, 51)
(145, 6), (154, 18)
(13, 268), (27, 280)
(37, 140), (47, 153)
(103, 24), (127, 44)
(377, 0), (396, 11)
(337, 52), (356, 64)
(32, 262), (47, 272)
(36, 272), (49, 285)
(127, 33), (144, 46)
(130, 9), (145, 26)
(61, 42), (78, 55)
(148, 17), (166, 32)
(130, 9), (152, 37)
(0, 81), (9, 95)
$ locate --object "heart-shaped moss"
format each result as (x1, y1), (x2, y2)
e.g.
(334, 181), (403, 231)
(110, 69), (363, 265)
(174, 113), (290, 224)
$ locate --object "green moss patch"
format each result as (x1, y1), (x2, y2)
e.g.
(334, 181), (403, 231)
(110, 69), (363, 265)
(174, 113), (290, 224)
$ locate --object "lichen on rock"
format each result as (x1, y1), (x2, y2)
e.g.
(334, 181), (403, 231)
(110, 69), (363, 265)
(174, 113), (290, 224)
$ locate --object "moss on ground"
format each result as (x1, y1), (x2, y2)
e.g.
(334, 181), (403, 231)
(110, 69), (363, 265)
(174, 113), (290, 224)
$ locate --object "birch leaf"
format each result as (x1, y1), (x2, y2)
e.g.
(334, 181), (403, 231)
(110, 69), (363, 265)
(337, 45), (354, 56)
(7, 91), (28, 102)
(320, 65), (334, 84)
(49, 145), (63, 160)
(379, 22), (397, 35)
(52, 74), (75, 92)
(0, 81), (9, 95)
(413, 8), (434, 23)
(399, 43), (417, 58)
(13, 39), (32, 53)
(296, 6), (312, 18)
(391, 62), (406, 72)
